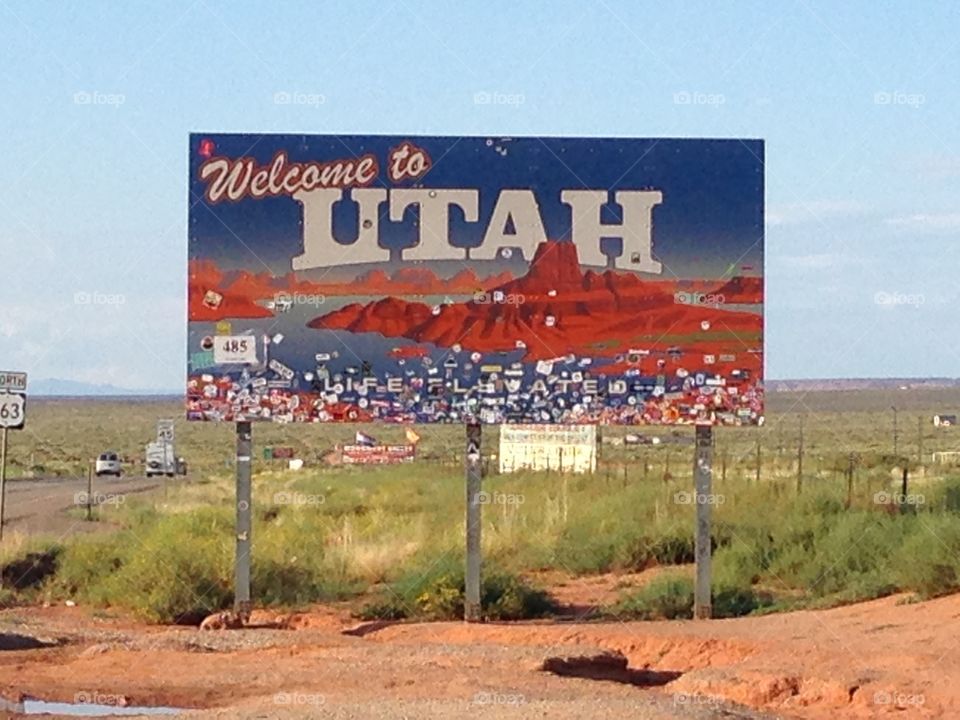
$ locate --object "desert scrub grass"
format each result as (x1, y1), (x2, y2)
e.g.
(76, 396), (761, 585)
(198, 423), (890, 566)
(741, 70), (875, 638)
(53, 503), (372, 618)
(613, 574), (695, 620)
(53, 534), (127, 601)
(0, 533), (63, 606)
(612, 572), (771, 620)
(78, 508), (235, 623)
(358, 557), (556, 621)
(891, 515), (960, 598)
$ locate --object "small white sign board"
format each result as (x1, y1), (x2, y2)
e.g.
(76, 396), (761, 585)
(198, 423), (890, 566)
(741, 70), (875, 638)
(213, 336), (259, 365)
(499, 424), (597, 474)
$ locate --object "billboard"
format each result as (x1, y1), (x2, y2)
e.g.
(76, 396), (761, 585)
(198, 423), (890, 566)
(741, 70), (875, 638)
(187, 135), (763, 425)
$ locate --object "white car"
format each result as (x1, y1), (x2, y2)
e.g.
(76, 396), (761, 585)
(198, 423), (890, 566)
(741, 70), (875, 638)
(95, 451), (123, 477)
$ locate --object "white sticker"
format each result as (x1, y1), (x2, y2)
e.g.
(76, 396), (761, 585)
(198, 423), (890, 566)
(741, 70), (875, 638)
(213, 336), (258, 365)
(268, 359), (295, 380)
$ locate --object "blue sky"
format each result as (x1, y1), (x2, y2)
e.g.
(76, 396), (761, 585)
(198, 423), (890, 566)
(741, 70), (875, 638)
(1, 1), (958, 390)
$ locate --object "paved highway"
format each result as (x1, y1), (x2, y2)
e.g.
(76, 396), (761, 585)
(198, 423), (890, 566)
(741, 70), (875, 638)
(2, 474), (170, 537)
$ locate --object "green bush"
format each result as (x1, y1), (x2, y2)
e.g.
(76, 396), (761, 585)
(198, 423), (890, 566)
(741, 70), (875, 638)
(614, 573), (770, 620)
(359, 563), (555, 621)
(55, 535), (127, 599)
(892, 516), (960, 598)
(0, 586), (16, 608)
(713, 584), (773, 618)
(614, 575), (694, 620)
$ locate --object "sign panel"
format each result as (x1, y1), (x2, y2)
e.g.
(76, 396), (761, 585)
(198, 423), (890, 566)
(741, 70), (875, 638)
(157, 419), (175, 443)
(0, 371), (27, 393)
(188, 135), (763, 425)
(341, 444), (416, 464)
(499, 424), (597, 474)
(0, 392), (26, 430)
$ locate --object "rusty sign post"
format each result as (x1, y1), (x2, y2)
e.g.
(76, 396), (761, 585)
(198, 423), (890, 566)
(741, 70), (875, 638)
(0, 427), (7, 542)
(0, 371), (28, 543)
(464, 421), (483, 622)
(235, 421), (253, 621)
(693, 424), (713, 619)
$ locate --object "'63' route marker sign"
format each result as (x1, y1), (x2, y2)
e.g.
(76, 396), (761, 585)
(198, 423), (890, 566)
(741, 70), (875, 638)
(0, 370), (27, 430)
(0, 392), (25, 429)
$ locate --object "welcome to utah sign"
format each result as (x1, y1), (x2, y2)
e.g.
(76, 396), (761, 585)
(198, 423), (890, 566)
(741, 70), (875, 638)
(187, 134), (763, 425)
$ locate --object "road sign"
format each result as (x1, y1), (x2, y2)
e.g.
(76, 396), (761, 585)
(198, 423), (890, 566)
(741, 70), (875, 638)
(187, 135), (764, 425)
(157, 419), (175, 443)
(0, 392), (25, 430)
(0, 371), (26, 394)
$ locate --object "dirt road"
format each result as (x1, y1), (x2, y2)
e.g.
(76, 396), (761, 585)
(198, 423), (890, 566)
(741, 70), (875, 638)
(2, 475), (167, 537)
(2, 592), (957, 719)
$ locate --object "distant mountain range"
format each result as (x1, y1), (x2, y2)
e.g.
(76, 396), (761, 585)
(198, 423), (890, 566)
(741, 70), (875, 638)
(767, 378), (960, 392)
(28, 378), (182, 397)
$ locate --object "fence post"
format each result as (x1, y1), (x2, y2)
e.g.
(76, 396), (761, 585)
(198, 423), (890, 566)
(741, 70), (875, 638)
(796, 415), (804, 494)
(847, 453), (856, 508)
(755, 435), (762, 483)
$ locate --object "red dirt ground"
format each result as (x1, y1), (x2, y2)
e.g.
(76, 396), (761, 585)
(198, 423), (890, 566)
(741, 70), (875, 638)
(1, 590), (955, 718)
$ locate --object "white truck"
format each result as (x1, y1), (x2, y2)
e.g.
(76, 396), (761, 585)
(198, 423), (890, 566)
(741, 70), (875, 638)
(145, 441), (176, 477)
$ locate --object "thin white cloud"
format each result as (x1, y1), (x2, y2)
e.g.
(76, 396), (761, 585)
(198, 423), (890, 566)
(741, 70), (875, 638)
(778, 253), (852, 270)
(767, 200), (865, 227)
(907, 155), (960, 179)
(884, 213), (960, 232)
